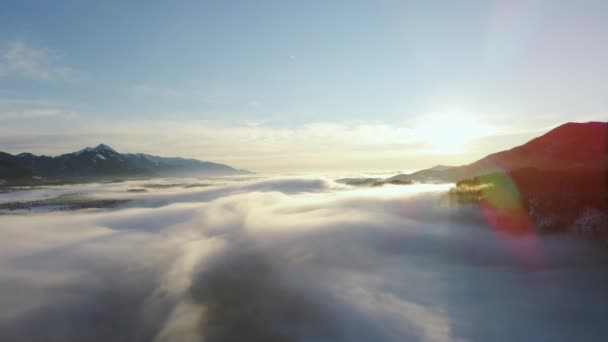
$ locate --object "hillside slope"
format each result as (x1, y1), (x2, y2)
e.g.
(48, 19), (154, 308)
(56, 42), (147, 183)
(388, 121), (607, 182)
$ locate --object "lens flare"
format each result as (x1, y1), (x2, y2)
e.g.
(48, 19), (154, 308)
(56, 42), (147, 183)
(453, 168), (545, 269)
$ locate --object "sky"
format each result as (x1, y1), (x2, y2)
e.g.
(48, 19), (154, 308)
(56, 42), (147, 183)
(0, 0), (606, 172)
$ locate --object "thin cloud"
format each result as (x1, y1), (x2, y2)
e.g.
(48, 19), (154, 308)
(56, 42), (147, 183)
(0, 119), (426, 171)
(0, 115), (582, 172)
(0, 40), (79, 81)
(0, 108), (77, 120)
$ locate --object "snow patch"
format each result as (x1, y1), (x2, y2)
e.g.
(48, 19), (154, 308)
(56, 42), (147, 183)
(73, 144), (117, 156)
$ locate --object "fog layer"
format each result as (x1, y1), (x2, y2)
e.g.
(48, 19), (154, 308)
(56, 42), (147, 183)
(1, 177), (607, 341)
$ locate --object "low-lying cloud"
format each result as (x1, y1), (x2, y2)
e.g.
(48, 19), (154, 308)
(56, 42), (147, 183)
(1, 177), (607, 341)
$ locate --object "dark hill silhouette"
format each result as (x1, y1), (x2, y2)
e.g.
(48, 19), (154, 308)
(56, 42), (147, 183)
(388, 121), (607, 183)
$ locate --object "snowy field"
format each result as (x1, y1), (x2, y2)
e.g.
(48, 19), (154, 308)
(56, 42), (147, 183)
(1, 176), (607, 341)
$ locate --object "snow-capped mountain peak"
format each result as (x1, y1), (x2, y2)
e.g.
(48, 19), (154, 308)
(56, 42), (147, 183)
(1, 144), (251, 179)
(73, 144), (118, 156)
(93, 144), (117, 153)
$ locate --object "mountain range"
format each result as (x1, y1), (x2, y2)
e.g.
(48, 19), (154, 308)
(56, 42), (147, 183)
(387, 121), (607, 183)
(0, 144), (250, 182)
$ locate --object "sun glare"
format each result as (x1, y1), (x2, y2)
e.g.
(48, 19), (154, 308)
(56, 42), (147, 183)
(415, 113), (490, 153)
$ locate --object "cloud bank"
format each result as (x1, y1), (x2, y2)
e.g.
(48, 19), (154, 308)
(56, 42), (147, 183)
(1, 177), (607, 341)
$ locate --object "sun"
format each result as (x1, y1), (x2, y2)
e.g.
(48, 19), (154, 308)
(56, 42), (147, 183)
(415, 112), (489, 153)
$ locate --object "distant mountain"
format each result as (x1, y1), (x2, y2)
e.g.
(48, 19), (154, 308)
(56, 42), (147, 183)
(388, 121), (607, 183)
(426, 165), (455, 172)
(335, 177), (412, 187)
(0, 144), (250, 182)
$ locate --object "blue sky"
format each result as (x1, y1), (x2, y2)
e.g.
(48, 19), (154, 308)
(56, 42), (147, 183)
(0, 0), (606, 172)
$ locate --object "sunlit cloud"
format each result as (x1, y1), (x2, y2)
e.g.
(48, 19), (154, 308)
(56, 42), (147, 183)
(0, 108), (77, 120)
(413, 111), (496, 154)
(0, 115), (555, 173)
